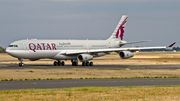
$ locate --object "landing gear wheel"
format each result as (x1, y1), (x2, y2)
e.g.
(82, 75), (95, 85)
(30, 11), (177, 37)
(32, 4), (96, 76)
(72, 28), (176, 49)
(82, 62), (86, 66)
(89, 62), (93, 66)
(54, 61), (58, 66)
(86, 62), (89, 66)
(75, 61), (78, 66)
(58, 61), (61, 66)
(72, 62), (74, 66)
(19, 63), (24, 67)
(72, 61), (78, 66)
(61, 61), (65, 66)
(18, 58), (24, 67)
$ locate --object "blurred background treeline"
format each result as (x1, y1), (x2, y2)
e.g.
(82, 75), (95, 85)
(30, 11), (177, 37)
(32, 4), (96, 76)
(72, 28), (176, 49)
(0, 47), (6, 53)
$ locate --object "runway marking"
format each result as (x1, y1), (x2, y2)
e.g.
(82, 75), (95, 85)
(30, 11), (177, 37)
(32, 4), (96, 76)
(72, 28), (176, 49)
(128, 67), (145, 68)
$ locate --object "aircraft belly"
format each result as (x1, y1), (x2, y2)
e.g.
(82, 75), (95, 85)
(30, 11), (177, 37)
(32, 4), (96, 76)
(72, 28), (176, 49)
(52, 54), (77, 60)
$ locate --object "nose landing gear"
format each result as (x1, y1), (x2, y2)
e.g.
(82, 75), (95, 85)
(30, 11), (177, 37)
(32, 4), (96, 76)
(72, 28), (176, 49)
(19, 63), (24, 66)
(18, 58), (24, 67)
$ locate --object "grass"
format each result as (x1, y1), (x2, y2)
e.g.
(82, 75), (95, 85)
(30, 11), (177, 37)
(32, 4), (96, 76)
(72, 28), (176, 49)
(0, 69), (180, 80)
(0, 76), (179, 81)
(0, 86), (180, 101)
(0, 69), (179, 81)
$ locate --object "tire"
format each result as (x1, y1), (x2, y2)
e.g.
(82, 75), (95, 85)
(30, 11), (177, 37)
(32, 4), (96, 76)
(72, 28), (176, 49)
(72, 62), (75, 66)
(58, 62), (61, 66)
(75, 61), (78, 66)
(19, 63), (24, 67)
(86, 62), (89, 66)
(82, 62), (86, 66)
(54, 61), (58, 66)
(19, 63), (21, 66)
(61, 61), (65, 66)
(89, 62), (93, 66)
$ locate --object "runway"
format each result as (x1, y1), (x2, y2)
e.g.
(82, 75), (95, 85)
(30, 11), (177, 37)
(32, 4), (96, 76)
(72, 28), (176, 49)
(0, 78), (180, 90)
(0, 64), (180, 70)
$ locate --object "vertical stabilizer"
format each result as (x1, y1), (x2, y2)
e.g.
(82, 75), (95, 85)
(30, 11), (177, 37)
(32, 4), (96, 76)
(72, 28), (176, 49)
(107, 15), (128, 41)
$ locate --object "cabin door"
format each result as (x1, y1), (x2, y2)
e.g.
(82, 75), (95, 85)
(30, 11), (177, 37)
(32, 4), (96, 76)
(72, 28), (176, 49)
(23, 42), (28, 51)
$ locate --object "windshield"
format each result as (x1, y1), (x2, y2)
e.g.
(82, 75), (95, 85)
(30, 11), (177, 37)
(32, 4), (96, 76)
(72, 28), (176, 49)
(8, 45), (18, 47)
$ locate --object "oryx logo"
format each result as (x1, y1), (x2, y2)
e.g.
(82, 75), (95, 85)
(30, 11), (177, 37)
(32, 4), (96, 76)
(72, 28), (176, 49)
(115, 17), (127, 40)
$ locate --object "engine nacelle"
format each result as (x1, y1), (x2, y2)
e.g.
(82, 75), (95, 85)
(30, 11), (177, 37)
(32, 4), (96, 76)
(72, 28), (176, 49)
(29, 59), (40, 61)
(77, 54), (93, 62)
(119, 51), (134, 59)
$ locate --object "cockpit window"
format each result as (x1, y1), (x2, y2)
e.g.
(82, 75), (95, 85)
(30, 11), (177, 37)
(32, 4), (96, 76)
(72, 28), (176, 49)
(8, 45), (13, 47)
(8, 45), (18, 47)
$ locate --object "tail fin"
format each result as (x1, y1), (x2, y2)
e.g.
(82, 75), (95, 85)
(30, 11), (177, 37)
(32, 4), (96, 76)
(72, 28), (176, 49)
(107, 15), (128, 41)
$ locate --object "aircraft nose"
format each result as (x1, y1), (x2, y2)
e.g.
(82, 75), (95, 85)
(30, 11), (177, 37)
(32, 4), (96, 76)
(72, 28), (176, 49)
(6, 48), (11, 54)
(6, 48), (18, 58)
(6, 48), (13, 55)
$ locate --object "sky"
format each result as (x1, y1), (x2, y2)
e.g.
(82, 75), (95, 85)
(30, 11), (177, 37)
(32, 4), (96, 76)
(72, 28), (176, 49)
(0, 0), (180, 48)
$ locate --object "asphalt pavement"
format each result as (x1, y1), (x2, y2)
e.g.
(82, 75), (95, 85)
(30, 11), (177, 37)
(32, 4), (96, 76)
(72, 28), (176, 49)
(0, 64), (180, 70)
(0, 78), (180, 90)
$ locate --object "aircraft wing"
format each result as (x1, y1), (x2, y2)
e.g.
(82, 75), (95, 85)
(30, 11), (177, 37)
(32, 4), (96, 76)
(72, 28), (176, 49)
(64, 42), (176, 55)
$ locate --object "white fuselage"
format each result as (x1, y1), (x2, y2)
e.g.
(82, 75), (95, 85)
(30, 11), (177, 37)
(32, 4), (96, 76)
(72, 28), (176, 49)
(6, 39), (121, 60)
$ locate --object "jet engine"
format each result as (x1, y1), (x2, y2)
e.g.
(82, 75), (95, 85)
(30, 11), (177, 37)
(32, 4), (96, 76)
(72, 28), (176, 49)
(77, 54), (93, 62)
(119, 51), (134, 59)
(29, 59), (40, 61)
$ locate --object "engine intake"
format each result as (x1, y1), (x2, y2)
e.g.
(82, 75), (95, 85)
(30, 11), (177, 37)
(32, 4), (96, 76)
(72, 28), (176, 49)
(77, 54), (93, 62)
(119, 51), (134, 59)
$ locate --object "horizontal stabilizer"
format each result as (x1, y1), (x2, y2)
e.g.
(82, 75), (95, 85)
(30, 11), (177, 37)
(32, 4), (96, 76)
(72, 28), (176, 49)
(120, 40), (151, 45)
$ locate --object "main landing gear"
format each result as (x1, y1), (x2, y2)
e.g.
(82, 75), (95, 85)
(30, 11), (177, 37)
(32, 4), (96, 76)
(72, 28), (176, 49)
(71, 60), (93, 66)
(82, 61), (93, 66)
(18, 58), (24, 67)
(53, 60), (94, 66)
(72, 60), (78, 66)
(54, 60), (65, 66)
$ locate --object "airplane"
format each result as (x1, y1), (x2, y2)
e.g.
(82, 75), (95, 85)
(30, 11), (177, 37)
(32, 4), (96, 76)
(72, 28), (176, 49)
(6, 15), (175, 67)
